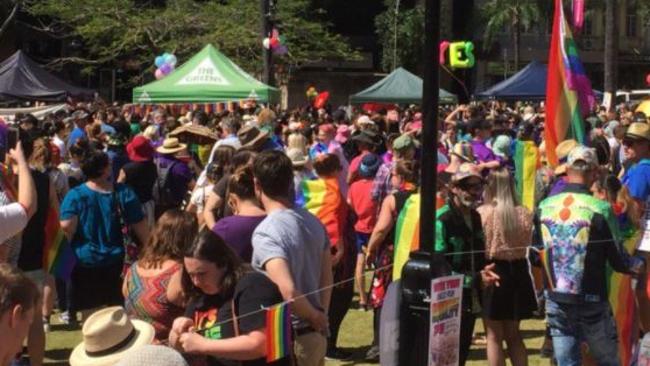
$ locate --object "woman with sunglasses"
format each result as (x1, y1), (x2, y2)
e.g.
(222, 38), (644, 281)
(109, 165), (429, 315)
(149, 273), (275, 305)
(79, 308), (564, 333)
(169, 230), (290, 366)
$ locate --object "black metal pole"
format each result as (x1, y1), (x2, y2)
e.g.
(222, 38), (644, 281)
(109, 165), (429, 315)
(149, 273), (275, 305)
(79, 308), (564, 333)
(421, 0), (440, 266)
(261, 0), (274, 86)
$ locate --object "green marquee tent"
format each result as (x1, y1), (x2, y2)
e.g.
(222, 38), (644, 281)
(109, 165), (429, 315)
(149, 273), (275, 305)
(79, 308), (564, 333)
(349, 67), (457, 104)
(132, 44), (279, 104)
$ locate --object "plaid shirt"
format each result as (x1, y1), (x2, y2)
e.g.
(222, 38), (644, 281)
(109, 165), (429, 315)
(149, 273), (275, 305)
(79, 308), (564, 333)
(371, 162), (393, 204)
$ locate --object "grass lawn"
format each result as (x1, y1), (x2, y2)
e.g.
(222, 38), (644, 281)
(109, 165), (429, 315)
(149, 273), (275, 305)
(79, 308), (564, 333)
(44, 309), (549, 366)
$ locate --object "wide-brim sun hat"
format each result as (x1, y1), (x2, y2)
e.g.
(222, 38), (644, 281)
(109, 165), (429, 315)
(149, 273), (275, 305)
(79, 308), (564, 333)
(625, 122), (650, 142)
(156, 137), (187, 155)
(69, 307), (154, 366)
(237, 125), (269, 150)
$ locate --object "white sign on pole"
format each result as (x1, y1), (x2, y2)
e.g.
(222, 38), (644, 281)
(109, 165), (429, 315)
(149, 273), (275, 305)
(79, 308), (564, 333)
(428, 274), (464, 366)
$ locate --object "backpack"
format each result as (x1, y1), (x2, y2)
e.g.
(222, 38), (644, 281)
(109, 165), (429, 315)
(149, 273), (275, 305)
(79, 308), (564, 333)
(152, 159), (180, 209)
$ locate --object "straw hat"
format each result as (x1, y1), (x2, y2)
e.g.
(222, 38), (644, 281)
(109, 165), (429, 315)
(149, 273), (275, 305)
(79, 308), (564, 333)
(553, 139), (579, 175)
(237, 125), (269, 150)
(156, 137), (187, 155)
(69, 307), (154, 366)
(625, 122), (650, 142)
(287, 148), (309, 167)
(116, 345), (188, 366)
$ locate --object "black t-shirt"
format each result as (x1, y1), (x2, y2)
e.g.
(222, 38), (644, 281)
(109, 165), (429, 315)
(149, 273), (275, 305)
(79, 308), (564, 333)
(185, 271), (290, 366)
(18, 169), (50, 271)
(122, 161), (157, 203)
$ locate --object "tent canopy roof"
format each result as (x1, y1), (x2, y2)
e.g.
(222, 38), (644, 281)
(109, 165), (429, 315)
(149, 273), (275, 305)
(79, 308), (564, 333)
(0, 50), (94, 102)
(132, 44), (279, 104)
(475, 61), (547, 100)
(349, 67), (457, 104)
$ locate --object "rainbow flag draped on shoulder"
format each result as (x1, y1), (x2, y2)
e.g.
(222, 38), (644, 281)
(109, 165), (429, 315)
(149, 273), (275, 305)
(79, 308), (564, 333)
(393, 194), (420, 280)
(514, 140), (539, 211)
(298, 177), (347, 245)
(43, 206), (76, 280)
(265, 303), (292, 362)
(545, 0), (595, 167)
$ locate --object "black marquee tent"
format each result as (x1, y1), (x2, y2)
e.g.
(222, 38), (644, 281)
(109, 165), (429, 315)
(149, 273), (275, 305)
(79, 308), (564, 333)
(0, 50), (94, 102)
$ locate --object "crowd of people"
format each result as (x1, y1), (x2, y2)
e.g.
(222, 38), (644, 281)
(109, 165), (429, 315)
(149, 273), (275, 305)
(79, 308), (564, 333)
(0, 98), (648, 366)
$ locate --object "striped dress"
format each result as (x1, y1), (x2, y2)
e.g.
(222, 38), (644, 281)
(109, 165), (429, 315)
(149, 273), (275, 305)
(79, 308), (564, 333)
(124, 262), (185, 341)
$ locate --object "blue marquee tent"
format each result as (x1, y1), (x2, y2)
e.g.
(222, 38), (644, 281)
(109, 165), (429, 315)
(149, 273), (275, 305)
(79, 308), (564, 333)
(475, 61), (547, 100)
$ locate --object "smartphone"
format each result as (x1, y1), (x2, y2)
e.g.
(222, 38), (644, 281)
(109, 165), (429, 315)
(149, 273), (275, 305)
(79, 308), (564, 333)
(6, 127), (18, 150)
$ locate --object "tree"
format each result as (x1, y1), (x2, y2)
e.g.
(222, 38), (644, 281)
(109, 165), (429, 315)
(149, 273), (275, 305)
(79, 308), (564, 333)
(374, 0), (425, 73)
(481, 0), (542, 71)
(24, 0), (358, 88)
(0, 0), (20, 39)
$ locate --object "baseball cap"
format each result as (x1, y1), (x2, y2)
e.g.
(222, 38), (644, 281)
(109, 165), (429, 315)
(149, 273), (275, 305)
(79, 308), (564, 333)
(452, 163), (483, 184)
(567, 145), (598, 169)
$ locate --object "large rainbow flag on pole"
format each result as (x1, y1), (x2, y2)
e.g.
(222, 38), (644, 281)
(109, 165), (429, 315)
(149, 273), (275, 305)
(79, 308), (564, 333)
(43, 206), (76, 280)
(514, 140), (539, 211)
(265, 303), (292, 362)
(545, 0), (595, 167)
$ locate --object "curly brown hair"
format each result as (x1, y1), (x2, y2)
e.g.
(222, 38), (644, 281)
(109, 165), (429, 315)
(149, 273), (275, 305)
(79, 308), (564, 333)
(140, 210), (198, 269)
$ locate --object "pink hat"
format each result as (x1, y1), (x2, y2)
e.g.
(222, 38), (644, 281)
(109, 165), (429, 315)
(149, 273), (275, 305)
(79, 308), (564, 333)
(335, 125), (350, 144)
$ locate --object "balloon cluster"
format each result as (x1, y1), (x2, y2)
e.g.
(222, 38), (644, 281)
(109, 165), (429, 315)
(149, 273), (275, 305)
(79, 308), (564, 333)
(154, 52), (178, 80)
(439, 41), (475, 69)
(305, 87), (329, 108)
(306, 86), (318, 100)
(263, 29), (288, 56)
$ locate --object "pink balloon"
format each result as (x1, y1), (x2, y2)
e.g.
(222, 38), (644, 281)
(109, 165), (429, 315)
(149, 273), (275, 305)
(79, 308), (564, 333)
(270, 37), (280, 49)
(155, 69), (164, 80)
(646, 74), (650, 87)
(439, 41), (450, 65)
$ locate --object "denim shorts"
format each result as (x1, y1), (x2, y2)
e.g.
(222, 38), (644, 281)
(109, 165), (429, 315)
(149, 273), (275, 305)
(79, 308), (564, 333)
(355, 232), (371, 253)
(545, 299), (619, 366)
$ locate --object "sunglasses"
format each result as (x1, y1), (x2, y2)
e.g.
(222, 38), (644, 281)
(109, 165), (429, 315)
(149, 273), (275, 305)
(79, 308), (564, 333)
(623, 138), (643, 147)
(458, 181), (484, 191)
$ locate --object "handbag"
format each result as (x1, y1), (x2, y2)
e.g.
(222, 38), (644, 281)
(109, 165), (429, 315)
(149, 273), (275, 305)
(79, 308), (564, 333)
(113, 191), (139, 277)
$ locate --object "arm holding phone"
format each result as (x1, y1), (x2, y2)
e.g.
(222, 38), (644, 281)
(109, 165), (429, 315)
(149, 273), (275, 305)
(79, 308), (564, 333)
(0, 141), (37, 243)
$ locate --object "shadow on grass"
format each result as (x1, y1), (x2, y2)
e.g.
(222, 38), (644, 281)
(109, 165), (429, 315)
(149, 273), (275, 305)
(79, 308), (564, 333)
(45, 348), (73, 364)
(336, 345), (379, 365)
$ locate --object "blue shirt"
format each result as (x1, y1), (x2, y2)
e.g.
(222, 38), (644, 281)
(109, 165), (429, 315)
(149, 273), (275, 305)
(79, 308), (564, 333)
(101, 123), (116, 136)
(68, 127), (86, 148)
(622, 159), (650, 201)
(60, 183), (144, 267)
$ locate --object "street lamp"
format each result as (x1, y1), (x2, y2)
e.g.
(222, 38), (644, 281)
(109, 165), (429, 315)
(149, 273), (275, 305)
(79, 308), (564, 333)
(261, 0), (275, 86)
(393, 0), (400, 71)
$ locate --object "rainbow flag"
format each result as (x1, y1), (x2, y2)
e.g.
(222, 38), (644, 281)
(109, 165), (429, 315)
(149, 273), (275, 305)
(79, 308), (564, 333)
(514, 140), (539, 210)
(266, 303), (292, 362)
(545, 0), (594, 166)
(43, 206), (76, 280)
(393, 194), (421, 280)
(606, 227), (640, 366)
(299, 177), (347, 246)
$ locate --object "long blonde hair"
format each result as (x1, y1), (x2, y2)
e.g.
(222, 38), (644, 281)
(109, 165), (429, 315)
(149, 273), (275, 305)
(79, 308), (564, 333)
(484, 167), (519, 242)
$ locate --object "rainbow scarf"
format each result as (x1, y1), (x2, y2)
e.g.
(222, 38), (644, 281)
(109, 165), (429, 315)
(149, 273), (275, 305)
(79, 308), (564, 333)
(266, 303), (292, 362)
(43, 206), (76, 280)
(514, 140), (539, 211)
(299, 177), (346, 245)
(606, 221), (639, 366)
(393, 194), (420, 280)
(544, 0), (594, 166)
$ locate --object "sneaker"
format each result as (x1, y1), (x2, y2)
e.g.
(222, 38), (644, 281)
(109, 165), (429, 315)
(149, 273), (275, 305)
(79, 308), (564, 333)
(325, 348), (353, 361)
(59, 311), (71, 325)
(42, 317), (50, 333)
(365, 345), (380, 362)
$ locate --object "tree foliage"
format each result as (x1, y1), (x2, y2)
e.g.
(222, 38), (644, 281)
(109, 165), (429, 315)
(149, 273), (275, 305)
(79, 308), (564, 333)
(374, 0), (424, 73)
(24, 0), (358, 86)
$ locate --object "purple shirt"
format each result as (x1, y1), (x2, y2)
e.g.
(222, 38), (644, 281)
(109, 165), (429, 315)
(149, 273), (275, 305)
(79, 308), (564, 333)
(470, 139), (499, 164)
(212, 215), (266, 262)
(156, 155), (193, 203)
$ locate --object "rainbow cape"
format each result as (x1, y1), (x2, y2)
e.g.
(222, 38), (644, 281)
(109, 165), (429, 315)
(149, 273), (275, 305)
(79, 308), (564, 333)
(43, 206), (76, 280)
(266, 303), (292, 362)
(299, 177), (347, 245)
(393, 194), (420, 280)
(606, 225), (639, 366)
(545, 0), (594, 166)
(514, 140), (539, 211)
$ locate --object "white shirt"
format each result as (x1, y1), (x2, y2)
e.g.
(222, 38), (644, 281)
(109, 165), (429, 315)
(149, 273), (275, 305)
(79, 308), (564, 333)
(53, 135), (67, 159)
(0, 203), (27, 244)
